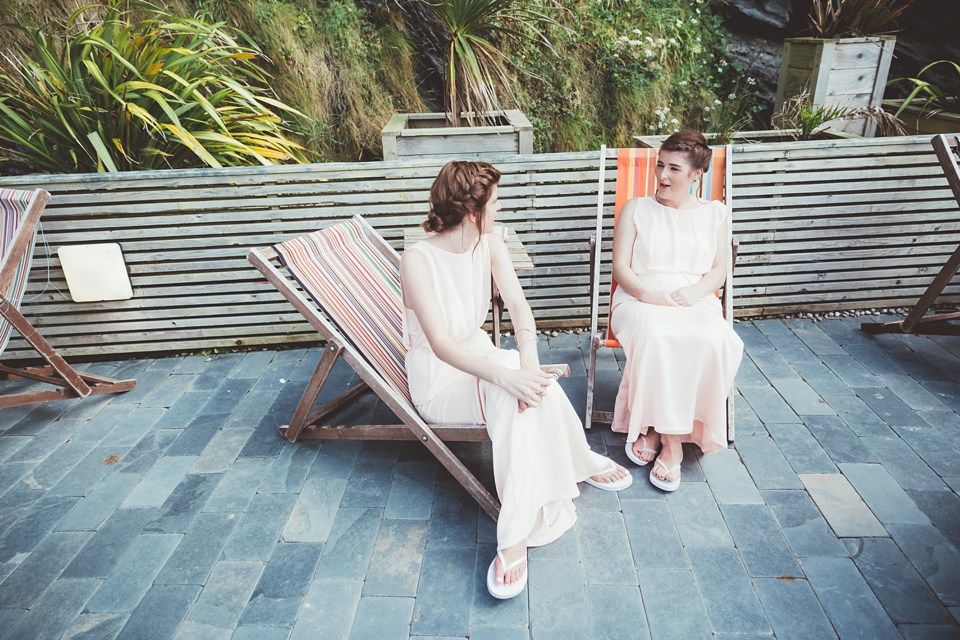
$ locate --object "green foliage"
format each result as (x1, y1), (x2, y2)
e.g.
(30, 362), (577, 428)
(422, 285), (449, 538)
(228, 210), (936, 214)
(0, 0), (309, 173)
(890, 59), (960, 116)
(806, 0), (912, 39)
(420, 0), (562, 125)
(773, 89), (905, 139)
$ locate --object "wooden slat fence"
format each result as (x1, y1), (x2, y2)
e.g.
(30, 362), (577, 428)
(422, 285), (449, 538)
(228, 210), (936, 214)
(0, 133), (957, 361)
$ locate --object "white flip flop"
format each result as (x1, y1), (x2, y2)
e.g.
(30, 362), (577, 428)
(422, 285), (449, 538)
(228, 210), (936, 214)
(649, 458), (681, 492)
(487, 550), (527, 600)
(584, 467), (633, 492)
(624, 436), (658, 467)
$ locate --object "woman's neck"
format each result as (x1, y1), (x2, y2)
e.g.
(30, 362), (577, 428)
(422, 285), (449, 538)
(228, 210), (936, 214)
(435, 222), (480, 254)
(655, 190), (697, 210)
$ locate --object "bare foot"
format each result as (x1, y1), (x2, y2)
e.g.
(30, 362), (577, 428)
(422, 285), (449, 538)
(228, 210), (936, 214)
(631, 430), (660, 464)
(495, 543), (527, 586)
(651, 440), (682, 483)
(590, 461), (630, 485)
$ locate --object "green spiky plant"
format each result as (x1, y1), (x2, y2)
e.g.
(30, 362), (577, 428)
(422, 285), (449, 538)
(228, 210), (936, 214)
(807, 0), (913, 39)
(772, 89), (905, 140)
(0, 0), (310, 173)
(421, 0), (562, 126)
(890, 59), (960, 117)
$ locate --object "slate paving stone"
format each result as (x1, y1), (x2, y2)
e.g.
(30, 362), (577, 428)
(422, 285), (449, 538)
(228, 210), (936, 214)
(143, 472), (222, 534)
(697, 448), (763, 504)
(152, 391), (209, 428)
(577, 510), (637, 585)
(909, 490), (960, 549)
(824, 393), (893, 436)
(188, 355), (241, 391)
(231, 625), (291, 640)
(857, 387), (930, 427)
(113, 430), (178, 476)
(792, 360), (857, 400)
(363, 518), (428, 596)
(83, 532), (182, 613)
(666, 482), (733, 547)
(470, 627), (531, 640)
(0, 461), (32, 497)
(898, 624), (960, 639)
(60, 612), (129, 640)
(838, 463), (929, 524)
(470, 542), (528, 629)
(889, 423), (960, 478)
(687, 546), (771, 635)
(0, 608), (24, 640)
(746, 346), (803, 382)
(165, 413), (230, 457)
(314, 507), (382, 581)
(176, 560), (263, 640)
(223, 389), (282, 429)
(348, 596), (415, 640)
(734, 435), (803, 489)
(621, 499), (689, 570)
(896, 335), (960, 384)
(57, 471), (143, 531)
(800, 473), (887, 538)
(801, 556), (901, 640)
(260, 442), (321, 494)
(887, 523), (960, 607)
(861, 435), (945, 490)
(556, 374), (588, 420)
(719, 503), (802, 577)
(251, 360), (302, 393)
(769, 376), (834, 416)
(340, 441), (398, 508)
(528, 557), (592, 640)
(637, 569), (713, 640)
(0, 435), (30, 464)
(821, 354), (881, 388)
(426, 481), (478, 549)
(238, 542), (324, 628)
(738, 384), (800, 424)
(734, 355), (770, 388)
(220, 492), (297, 561)
(736, 322), (775, 351)
(282, 475), (347, 543)
(877, 374), (952, 412)
(62, 508), (155, 579)
(922, 381), (960, 414)
(7, 417), (83, 462)
(117, 583), (201, 640)
(733, 392), (767, 435)
(384, 461), (437, 520)
(230, 350), (275, 379)
(239, 380), (310, 458)
(290, 580), (364, 640)
(190, 427), (253, 474)
(16, 438), (97, 491)
(755, 319), (821, 363)
(156, 511), (239, 584)
(0, 493), (79, 561)
(763, 423), (841, 476)
(0, 530), (92, 608)
(72, 403), (136, 441)
(110, 370), (169, 405)
(141, 374), (195, 408)
(802, 415), (878, 464)
(107, 405), (168, 448)
(121, 455), (197, 508)
(6, 398), (77, 436)
(585, 584), (649, 640)
(4, 578), (101, 640)
(848, 537), (952, 624)
(198, 378), (256, 417)
(175, 355), (210, 374)
(752, 577), (838, 640)
(411, 547), (475, 637)
(202, 457), (272, 513)
(783, 318), (847, 355)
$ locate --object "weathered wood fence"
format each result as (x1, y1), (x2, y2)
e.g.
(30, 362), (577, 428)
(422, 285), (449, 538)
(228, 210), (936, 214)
(0, 133), (957, 361)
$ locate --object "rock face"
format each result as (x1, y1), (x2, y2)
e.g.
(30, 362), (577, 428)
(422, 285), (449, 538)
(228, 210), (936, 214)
(717, 0), (960, 117)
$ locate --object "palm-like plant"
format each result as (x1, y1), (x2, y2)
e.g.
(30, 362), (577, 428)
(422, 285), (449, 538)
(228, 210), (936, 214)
(890, 59), (960, 117)
(421, 0), (561, 125)
(0, 0), (309, 173)
(807, 0), (913, 39)
(773, 89), (905, 140)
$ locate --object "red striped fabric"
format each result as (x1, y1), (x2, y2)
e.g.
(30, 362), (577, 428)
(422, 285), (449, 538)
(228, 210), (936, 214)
(0, 189), (38, 358)
(274, 219), (413, 408)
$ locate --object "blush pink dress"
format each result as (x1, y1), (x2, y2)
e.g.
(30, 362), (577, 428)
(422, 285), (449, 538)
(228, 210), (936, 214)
(403, 235), (615, 551)
(611, 196), (743, 455)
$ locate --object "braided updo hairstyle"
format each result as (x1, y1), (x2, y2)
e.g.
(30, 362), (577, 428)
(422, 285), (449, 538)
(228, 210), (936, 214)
(660, 130), (712, 174)
(423, 160), (502, 235)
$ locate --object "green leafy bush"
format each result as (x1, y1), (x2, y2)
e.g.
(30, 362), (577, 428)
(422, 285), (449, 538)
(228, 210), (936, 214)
(0, 0), (309, 173)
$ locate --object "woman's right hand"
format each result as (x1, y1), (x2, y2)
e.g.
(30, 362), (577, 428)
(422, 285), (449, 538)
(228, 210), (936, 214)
(645, 290), (681, 307)
(499, 367), (554, 412)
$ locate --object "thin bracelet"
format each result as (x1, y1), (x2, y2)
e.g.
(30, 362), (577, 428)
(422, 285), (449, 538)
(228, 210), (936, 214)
(517, 336), (538, 349)
(515, 327), (537, 339)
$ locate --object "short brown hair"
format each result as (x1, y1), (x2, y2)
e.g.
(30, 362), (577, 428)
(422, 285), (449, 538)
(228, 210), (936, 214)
(423, 161), (501, 234)
(660, 130), (712, 173)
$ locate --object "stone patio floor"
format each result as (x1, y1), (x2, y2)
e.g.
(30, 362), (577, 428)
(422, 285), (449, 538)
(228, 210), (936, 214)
(1, 316), (960, 639)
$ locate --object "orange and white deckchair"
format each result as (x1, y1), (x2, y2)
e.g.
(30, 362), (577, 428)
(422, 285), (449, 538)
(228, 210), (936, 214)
(0, 188), (135, 409)
(584, 146), (737, 439)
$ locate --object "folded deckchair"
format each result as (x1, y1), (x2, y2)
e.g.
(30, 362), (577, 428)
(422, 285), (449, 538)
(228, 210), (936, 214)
(584, 146), (738, 440)
(247, 215), (569, 521)
(0, 188), (136, 409)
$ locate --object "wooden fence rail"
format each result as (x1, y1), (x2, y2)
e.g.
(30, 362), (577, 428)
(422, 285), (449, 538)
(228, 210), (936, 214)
(0, 133), (957, 361)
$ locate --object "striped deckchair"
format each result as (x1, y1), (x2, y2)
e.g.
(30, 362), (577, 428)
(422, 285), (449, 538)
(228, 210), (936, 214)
(247, 214), (570, 521)
(0, 188), (135, 409)
(584, 146), (738, 440)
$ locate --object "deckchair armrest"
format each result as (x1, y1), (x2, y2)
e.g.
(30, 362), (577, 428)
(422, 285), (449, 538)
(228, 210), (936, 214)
(541, 364), (570, 379)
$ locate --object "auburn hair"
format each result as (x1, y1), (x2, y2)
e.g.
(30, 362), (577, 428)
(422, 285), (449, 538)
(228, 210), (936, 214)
(423, 160), (501, 234)
(660, 130), (712, 173)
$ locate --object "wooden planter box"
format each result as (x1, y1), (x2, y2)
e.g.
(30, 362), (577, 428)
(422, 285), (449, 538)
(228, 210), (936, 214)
(883, 99), (960, 136)
(633, 128), (858, 148)
(381, 110), (533, 161)
(776, 36), (896, 137)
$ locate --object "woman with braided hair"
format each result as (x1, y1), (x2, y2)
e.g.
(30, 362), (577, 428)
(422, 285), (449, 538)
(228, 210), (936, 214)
(401, 160), (632, 600)
(612, 130), (743, 492)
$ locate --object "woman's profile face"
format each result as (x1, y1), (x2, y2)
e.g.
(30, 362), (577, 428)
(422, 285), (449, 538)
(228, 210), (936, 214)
(479, 183), (502, 234)
(656, 150), (701, 198)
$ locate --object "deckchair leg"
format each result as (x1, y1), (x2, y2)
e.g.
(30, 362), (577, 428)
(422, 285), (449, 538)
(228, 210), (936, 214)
(283, 342), (344, 442)
(1, 297), (91, 397)
(585, 337), (597, 431)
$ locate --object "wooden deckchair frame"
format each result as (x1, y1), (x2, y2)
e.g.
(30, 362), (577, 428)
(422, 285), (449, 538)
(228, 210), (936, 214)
(248, 214), (569, 521)
(861, 135), (960, 336)
(0, 188), (136, 409)
(584, 146), (738, 441)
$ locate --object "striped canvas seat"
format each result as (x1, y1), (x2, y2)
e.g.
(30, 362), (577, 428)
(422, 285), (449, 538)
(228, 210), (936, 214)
(0, 189), (40, 358)
(273, 218), (412, 407)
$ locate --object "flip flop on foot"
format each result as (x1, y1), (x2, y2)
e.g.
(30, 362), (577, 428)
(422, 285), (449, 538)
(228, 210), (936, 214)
(487, 550), (527, 600)
(625, 435), (658, 467)
(584, 463), (633, 492)
(649, 458), (681, 492)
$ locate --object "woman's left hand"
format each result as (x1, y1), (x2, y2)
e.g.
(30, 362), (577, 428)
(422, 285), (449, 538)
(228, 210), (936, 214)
(670, 286), (697, 306)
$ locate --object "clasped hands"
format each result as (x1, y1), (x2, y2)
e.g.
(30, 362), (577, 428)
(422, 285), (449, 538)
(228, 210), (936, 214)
(650, 286), (697, 307)
(501, 367), (554, 413)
